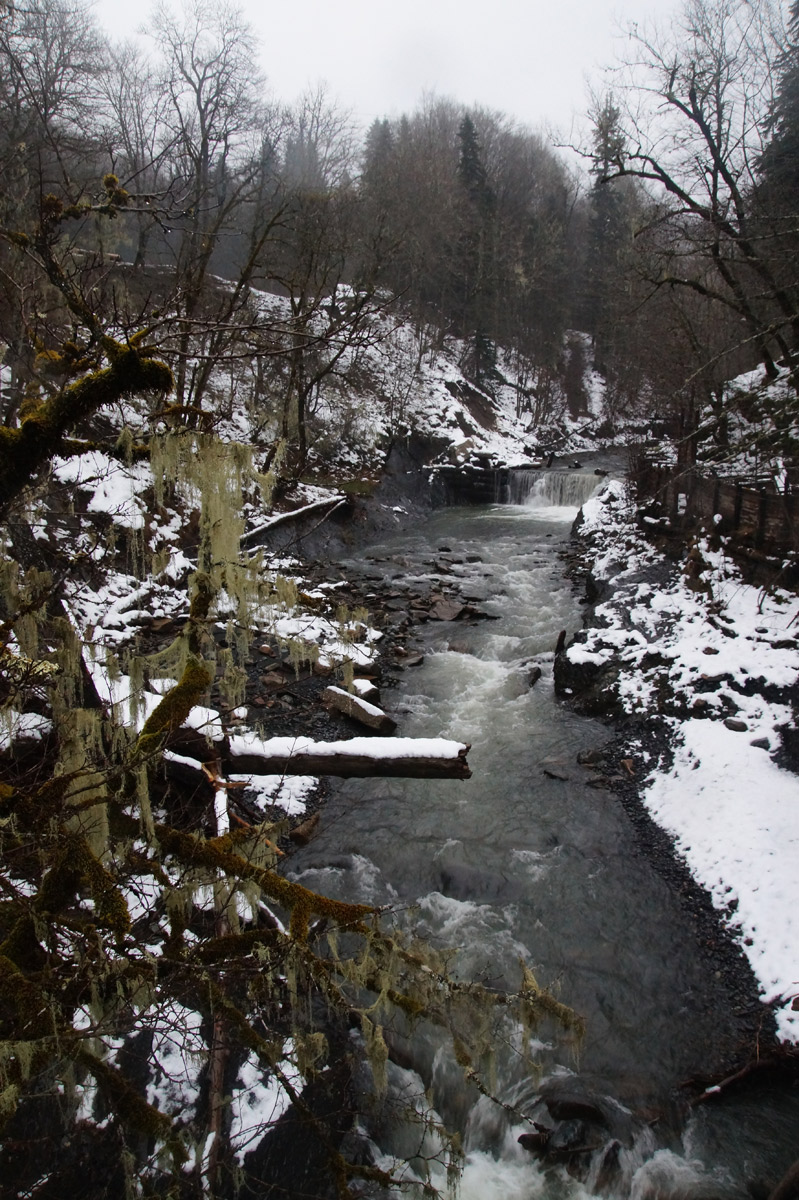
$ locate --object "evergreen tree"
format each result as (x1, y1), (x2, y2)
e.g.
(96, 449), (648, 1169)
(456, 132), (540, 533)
(759, 2), (799, 202)
(456, 114), (497, 384)
(457, 113), (490, 201)
(584, 96), (636, 389)
(362, 117), (395, 192)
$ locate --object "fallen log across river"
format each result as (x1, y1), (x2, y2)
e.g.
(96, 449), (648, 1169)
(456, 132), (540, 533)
(165, 730), (472, 779)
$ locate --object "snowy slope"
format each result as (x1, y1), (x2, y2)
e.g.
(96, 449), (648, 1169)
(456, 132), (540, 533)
(566, 481), (799, 1042)
(245, 289), (606, 473)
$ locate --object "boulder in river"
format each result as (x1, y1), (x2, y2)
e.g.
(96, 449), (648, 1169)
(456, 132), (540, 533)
(428, 598), (467, 621)
(537, 1077), (639, 1148)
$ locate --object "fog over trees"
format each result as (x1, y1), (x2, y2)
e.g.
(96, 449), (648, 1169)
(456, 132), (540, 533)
(3, 0), (795, 458)
(0, 0), (797, 1194)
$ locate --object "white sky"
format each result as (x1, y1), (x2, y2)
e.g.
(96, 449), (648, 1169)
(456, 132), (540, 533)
(92, 0), (679, 140)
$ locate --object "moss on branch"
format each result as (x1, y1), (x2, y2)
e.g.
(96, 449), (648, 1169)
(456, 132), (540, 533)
(59, 437), (151, 463)
(135, 656), (212, 762)
(153, 823), (374, 936)
(77, 1048), (172, 1139)
(0, 342), (172, 517)
(36, 833), (130, 935)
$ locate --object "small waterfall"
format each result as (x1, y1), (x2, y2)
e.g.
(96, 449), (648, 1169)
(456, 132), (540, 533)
(506, 468), (604, 508)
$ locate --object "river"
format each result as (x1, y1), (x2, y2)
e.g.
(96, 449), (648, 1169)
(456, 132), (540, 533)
(288, 473), (799, 1199)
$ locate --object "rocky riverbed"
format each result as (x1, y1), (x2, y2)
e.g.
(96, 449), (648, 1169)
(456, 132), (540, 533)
(220, 476), (799, 1198)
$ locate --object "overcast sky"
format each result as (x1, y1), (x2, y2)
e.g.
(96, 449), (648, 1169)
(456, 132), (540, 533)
(93, 0), (679, 140)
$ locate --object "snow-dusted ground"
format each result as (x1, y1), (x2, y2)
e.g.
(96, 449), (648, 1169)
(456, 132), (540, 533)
(243, 290), (606, 474)
(565, 481), (799, 1041)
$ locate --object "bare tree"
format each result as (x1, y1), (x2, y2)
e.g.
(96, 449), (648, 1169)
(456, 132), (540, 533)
(98, 41), (174, 269)
(0, 0), (110, 420)
(594, 0), (795, 378)
(147, 0), (281, 415)
(262, 89), (386, 470)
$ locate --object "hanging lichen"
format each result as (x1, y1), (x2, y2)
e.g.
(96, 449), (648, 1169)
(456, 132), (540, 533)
(217, 647), (247, 711)
(54, 708), (110, 854)
(252, 439), (287, 509)
(0, 251), (588, 1200)
(361, 1016), (388, 1098)
(0, 1083), (19, 1124)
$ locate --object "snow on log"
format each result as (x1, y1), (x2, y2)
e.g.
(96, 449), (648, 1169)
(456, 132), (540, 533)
(240, 496), (347, 547)
(165, 730), (472, 779)
(322, 685), (397, 733)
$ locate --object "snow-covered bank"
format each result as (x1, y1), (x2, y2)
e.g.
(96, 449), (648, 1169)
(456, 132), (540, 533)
(560, 480), (799, 1042)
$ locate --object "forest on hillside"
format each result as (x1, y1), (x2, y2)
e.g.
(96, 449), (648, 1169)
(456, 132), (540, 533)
(1, 0), (798, 471)
(1, 0), (798, 1196)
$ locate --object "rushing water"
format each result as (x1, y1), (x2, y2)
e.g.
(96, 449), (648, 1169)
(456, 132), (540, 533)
(289, 476), (798, 1198)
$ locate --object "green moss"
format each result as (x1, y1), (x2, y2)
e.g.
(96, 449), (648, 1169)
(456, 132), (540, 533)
(0, 344), (173, 517)
(155, 823), (373, 939)
(0, 916), (47, 973)
(194, 927), (281, 965)
(1, 775), (75, 830)
(135, 657), (212, 762)
(40, 194), (63, 220)
(0, 1083), (19, 1128)
(103, 174), (129, 207)
(0, 955), (51, 1040)
(74, 837), (130, 935)
(519, 963), (585, 1039)
(78, 1048), (172, 1139)
(34, 833), (130, 934)
(35, 841), (83, 917)
(187, 573), (214, 656)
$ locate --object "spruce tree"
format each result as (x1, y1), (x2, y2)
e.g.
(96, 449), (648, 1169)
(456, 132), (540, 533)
(585, 96), (635, 383)
(759, 2), (799, 202)
(456, 114), (496, 384)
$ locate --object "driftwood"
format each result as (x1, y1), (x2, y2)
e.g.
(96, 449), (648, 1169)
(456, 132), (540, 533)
(240, 496), (348, 548)
(686, 1045), (799, 1107)
(166, 730), (472, 779)
(322, 686), (397, 733)
(769, 1160), (799, 1200)
(288, 812), (321, 845)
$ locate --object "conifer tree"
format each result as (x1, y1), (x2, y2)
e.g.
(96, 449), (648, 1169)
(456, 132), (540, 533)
(456, 114), (497, 385)
(584, 95), (634, 379)
(759, 2), (799, 203)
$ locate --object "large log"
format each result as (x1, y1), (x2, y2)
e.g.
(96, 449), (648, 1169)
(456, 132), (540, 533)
(240, 496), (347, 547)
(165, 731), (471, 780)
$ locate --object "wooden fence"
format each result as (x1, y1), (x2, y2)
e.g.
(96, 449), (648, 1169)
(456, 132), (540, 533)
(633, 458), (799, 554)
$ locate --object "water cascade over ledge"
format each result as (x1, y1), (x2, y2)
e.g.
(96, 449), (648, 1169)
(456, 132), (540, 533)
(434, 462), (608, 508)
(504, 467), (605, 508)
